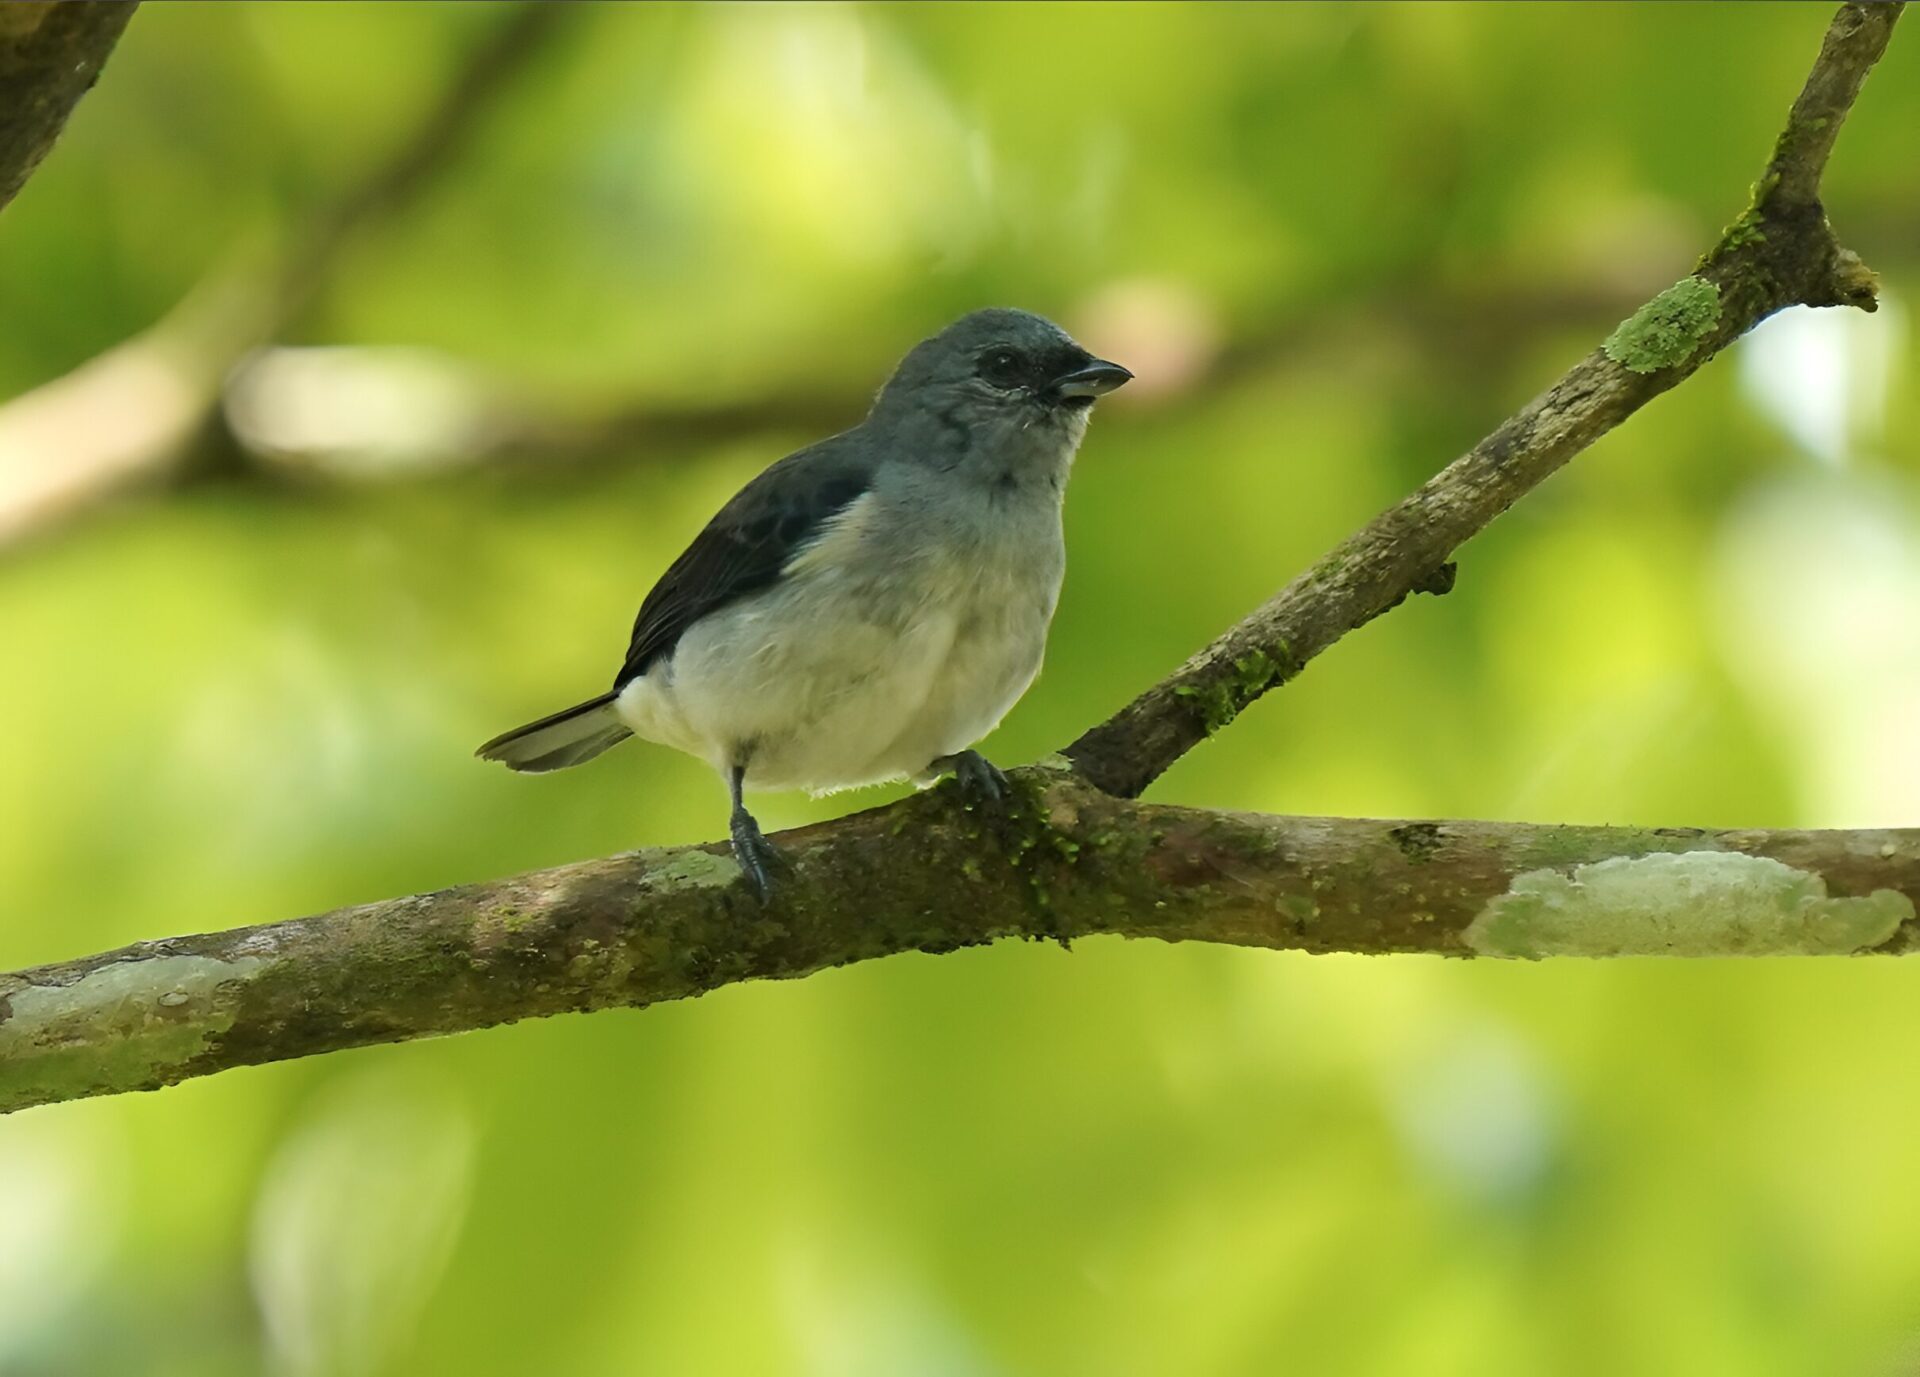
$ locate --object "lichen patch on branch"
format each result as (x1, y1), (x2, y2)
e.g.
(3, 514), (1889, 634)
(1465, 852), (1913, 958)
(1603, 277), (1724, 374)
(646, 849), (740, 891)
(0, 953), (263, 1109)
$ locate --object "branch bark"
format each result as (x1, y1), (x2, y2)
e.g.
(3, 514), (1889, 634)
(5, 769), (1919, 1116)
(0, 1), (137, 217)
(0, 3), (1908, 1116)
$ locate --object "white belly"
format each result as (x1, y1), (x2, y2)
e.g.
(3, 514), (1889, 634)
(613, 556), (1053, 794)
(882, 597), (1049, 778)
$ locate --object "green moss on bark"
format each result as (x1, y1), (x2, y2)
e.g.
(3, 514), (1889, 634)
(1603, 276), (1723, 374)
(1173, 648), (1289, 735)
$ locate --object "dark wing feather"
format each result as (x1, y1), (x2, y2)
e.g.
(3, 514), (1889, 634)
(614, 441), (873, 689)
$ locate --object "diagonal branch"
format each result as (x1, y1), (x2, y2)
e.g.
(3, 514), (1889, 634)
(1064, 0), (1902, 798)
(0, 3), (1907, 1116)
(1766, 0), (1897, 208)
(0, 1), (137, 217)
(265, 1), (575, 330)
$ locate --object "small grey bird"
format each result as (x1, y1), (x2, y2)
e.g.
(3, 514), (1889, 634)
(477, 308), (1131, 895)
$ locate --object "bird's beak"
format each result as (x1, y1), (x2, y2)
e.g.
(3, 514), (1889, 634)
(1051, 359), (1134, 400)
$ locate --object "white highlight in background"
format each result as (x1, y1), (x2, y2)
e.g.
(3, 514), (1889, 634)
(251, 1070), (475, 1377)
(1737, 296), (1905, 466)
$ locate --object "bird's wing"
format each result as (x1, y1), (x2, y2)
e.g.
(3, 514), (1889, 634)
(613, 440), (874, 689)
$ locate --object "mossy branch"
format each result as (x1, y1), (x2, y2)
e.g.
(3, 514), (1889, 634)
(0, 1), (137, 216)
(0, 3), (1911, 1116)
(5, 770), (1920, 1116)
(1064, 1), (1903, 798)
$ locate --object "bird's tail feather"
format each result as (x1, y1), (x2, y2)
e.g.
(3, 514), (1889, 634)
(476, 693), (633, 773)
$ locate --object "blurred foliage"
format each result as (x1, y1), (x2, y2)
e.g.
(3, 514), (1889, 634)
(3, 3), (1920, 1374)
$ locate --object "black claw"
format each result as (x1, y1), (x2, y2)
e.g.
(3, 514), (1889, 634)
(943, 750), (1009, 805)
(726, 762), (786, 901)
(729, 808), (785, 901)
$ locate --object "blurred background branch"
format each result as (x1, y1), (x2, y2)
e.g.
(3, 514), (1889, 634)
(216, 275), (1657, 483)
(6, 0), (1907, 559)
(0, 245), (1672, 547)
(0, 1), (137, 214)
(0, 1), (575, 547)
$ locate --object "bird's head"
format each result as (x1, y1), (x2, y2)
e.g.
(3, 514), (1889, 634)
(871, 308), (1132, 456)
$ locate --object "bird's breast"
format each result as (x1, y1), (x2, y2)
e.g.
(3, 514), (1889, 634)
(619, 485), (1066, 792)
(878, 509), (1062, 764)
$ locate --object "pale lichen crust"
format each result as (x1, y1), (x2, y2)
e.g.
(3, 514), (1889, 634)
(646, 849), (740, 891)
(0, 953), (264, 1109)
(1466, 851), (1912, 959)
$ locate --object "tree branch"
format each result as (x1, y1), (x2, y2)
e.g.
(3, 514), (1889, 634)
(1064, 0), (1903, 798)
(0, 1), (137, 217)
(5, 769), (1919, 1116)
(0, 3), (1908, 1116)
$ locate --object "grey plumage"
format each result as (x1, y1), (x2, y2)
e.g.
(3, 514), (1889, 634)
(478, 308), (1131, 895)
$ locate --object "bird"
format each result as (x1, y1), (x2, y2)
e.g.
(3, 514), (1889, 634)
(476, 308), (1132, 897)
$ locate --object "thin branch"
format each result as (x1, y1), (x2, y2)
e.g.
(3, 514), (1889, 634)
(0, 1), (137, 216)
(1765, 0), (1897, 209)
(0, 3), (1908, 1117)
(267, 1), (574, 329)
(5, 769), (1918, 1115)
(1065, 0), (1903, 798)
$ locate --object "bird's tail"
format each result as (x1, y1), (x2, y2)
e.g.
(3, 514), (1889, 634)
(476, 693), (633, 773)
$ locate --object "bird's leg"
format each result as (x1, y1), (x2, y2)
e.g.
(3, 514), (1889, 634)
(925, 750), (1010, 805)
(727, 764), (784, 900)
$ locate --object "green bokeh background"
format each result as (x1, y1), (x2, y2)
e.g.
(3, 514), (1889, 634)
(4, 4), (1920, 1374)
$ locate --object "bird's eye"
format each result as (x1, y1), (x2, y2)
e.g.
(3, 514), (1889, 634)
(979, 349), (1025, 387)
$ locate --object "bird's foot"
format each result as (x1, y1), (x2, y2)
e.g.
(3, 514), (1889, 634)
(729, 807), (786, 901)
(930, 750), (1010, 806)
